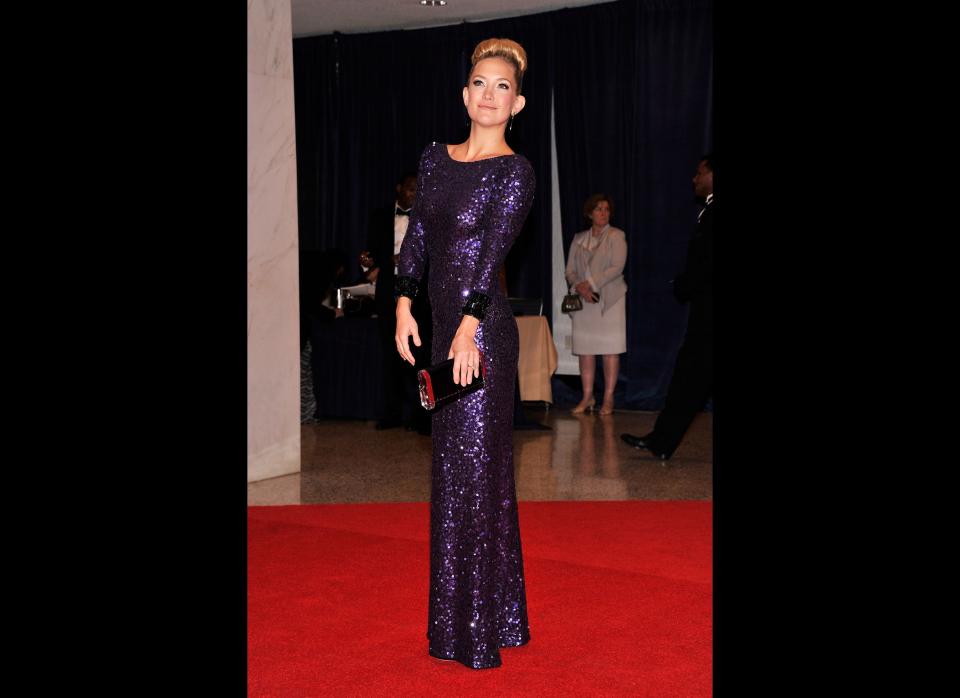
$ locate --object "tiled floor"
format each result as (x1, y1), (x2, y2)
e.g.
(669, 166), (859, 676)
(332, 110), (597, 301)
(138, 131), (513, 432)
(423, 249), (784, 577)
(248, 406), (712, 505)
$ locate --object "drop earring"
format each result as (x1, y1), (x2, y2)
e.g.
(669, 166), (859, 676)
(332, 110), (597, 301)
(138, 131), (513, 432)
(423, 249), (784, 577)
(509, 112), (515, 132)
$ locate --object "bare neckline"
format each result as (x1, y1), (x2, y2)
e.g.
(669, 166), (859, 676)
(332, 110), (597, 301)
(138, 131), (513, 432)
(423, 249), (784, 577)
(443, 143), (517, 163)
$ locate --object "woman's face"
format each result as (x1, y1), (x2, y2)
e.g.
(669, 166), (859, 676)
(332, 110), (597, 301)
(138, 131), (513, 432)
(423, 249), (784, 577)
(463, 57), (525, 129)
(590, 200), (611, 228)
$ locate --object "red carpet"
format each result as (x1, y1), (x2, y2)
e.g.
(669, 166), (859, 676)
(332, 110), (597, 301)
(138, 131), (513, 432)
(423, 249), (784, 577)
(249, 501), (711, 696)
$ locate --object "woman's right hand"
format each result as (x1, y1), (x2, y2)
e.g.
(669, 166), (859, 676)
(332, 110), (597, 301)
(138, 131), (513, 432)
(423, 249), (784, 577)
(395, 297), (421, 365)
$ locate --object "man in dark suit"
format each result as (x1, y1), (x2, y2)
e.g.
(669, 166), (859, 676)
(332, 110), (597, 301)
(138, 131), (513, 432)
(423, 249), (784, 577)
(364, 173), (432, 432)
(621, 153), (714, 460)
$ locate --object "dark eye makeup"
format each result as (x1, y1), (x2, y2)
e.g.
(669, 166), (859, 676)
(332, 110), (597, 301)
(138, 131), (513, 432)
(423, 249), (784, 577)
(471, 77), (513, 90)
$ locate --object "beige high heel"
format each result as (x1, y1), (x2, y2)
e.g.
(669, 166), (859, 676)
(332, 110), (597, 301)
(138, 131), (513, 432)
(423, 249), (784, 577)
(571, 397), (596, 414)
(598, 401), (615, 416)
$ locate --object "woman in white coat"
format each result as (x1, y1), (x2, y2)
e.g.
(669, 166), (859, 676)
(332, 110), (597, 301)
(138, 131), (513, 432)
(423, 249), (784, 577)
(564, 194), (627, 415)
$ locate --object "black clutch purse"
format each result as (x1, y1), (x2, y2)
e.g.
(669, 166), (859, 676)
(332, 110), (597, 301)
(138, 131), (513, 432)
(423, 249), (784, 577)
(417, 353), (486, 411)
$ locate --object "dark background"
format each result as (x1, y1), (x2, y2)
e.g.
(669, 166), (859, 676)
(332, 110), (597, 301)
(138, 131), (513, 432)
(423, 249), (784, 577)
(292, 0), (713, 408)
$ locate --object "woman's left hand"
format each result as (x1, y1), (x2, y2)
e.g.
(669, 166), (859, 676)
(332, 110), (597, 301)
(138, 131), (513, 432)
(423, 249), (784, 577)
(448, 316), (481, 386)
(576, 280), (597, 301)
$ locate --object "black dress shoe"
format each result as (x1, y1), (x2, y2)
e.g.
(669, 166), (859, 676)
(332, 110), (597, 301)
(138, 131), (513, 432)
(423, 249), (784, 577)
(620, 432), (650, 449)
(620, 433), (669, 460)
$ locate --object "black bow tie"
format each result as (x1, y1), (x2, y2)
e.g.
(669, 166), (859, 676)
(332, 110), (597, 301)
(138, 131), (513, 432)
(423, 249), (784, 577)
(395, 208), (410, 217)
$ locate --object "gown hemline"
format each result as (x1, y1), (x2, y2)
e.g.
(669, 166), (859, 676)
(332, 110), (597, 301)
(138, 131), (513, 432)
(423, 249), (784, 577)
(428, 635), (531, 670)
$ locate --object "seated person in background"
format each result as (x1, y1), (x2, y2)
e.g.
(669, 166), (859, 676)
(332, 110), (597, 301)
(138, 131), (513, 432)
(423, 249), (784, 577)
(335, 251), (378, 316)
(359, 249), (379, 285)
(300, 249), (346, 339)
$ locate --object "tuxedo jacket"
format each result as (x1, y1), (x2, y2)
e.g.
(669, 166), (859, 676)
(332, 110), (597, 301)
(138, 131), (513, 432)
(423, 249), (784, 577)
(673, 199), (713, 336)
(367, 203), (431, 330)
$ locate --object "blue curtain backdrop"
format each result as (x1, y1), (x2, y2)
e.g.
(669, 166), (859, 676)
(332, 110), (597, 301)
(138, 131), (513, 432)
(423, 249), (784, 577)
(292, 0), (713, 409)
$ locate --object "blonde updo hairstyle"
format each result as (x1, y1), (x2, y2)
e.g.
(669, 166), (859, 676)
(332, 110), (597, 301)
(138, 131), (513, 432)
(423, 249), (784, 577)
(470, 38), (528, 94)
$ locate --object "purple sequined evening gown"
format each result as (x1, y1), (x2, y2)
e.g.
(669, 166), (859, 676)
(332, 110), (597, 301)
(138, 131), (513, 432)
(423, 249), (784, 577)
(397, 142), (536, 669)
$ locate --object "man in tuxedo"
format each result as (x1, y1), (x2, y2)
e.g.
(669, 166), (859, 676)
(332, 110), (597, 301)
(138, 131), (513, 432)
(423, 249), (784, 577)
(364, 173), (432, 432)
(621, 153), (714, 460)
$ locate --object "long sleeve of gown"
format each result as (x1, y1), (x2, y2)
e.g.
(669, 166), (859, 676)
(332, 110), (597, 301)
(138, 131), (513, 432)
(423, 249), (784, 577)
(461, 157), (535, 319)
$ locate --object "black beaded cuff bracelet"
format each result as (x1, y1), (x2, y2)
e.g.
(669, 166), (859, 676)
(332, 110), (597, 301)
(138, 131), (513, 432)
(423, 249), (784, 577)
(461, 291), (492, 321)
(395, 275), (420, 300)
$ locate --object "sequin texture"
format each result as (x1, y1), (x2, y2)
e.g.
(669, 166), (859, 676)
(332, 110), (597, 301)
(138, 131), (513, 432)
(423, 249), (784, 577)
(397, 142), (536, 669)
(394, 275), (420, 300)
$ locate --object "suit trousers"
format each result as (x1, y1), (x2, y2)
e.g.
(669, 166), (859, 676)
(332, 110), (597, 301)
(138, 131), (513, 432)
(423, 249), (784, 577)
(650, 330), (713, 458)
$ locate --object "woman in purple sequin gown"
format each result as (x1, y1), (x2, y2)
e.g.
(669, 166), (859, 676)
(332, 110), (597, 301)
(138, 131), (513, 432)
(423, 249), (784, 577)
(393, 38), (536, 669)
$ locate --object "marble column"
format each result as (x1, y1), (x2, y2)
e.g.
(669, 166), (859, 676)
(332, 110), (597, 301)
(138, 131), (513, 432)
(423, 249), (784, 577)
(247, 0), (300, 482)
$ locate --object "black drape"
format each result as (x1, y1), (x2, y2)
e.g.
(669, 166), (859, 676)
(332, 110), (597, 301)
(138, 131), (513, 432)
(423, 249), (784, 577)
(553, 0), (713, 408)
(292, 0), (712, 410)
